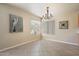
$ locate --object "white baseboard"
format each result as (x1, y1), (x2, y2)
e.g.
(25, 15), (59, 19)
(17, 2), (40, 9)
(0, 39), (38, 52)
(45, 39), (79, 46)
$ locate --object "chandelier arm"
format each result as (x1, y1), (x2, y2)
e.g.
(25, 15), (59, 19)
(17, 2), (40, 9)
(42, 6), (53, 20)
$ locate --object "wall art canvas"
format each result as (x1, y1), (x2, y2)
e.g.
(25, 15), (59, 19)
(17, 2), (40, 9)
(9, 14), (23, 32)
(59, 21), (68, 29)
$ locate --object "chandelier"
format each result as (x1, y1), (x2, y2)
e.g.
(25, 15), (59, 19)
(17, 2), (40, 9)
(41, 7), (53, 21)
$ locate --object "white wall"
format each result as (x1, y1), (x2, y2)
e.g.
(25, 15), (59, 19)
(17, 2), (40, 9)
(0, 4), (41, 50)
(43, 11), (79, 45)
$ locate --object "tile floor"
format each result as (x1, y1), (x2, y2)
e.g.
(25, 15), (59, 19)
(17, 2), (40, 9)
(0, 40), (79, 56)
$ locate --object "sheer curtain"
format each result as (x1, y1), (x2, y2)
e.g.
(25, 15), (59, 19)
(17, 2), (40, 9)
(41, 20), (55, 35)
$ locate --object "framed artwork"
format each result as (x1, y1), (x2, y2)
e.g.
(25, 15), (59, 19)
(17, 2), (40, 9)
(59, 21), (68, 29)
(9, 14), (23, 32)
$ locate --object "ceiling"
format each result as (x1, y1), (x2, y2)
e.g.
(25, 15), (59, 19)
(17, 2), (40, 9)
(9, 3), (79, 17)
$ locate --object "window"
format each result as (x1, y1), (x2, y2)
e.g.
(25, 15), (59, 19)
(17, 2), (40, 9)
(42, 20), (55, 35)
(30, 20), (40, 35)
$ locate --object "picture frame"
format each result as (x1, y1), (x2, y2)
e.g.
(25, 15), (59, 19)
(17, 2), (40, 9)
(9, 14), (23, 32)
(59, 21), (68, 29)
